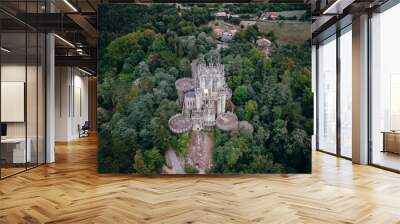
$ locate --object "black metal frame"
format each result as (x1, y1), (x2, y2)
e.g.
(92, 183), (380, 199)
(336, 25), (341, 158)
(315, 21), (353, 162)
(0, 0), (48, 180)
(367, 10), (372, 166)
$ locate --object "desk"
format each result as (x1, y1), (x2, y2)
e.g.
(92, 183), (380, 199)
(382, 131), (400, 154)
(1, 138), (31, 163)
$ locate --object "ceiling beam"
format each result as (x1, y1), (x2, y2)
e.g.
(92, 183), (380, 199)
(7, 13), (82, 32)
(66, 13), (97, 46)
(55, 55), (96, 73)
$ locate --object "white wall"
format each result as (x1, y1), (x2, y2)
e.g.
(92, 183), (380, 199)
(339, 28), (353, 158)
(1, 65), (40, 137)
(55, 67), (89, 141)
(55, 66), (69, 141)
(1, 65), (27, 140)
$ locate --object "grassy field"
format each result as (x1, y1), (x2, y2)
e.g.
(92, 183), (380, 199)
(208, 19), (241, 33)
(256, 20), (310, 46)
(277, 10), (306, 18)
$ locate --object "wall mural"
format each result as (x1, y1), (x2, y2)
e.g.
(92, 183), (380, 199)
(97, 3), (312, 174)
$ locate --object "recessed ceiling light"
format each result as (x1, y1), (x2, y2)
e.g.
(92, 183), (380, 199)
(322, 0), (355, 15)
(54, 34), (75, 48)
(1, 47), (11, 53)
(63, 0), (78, 12)
(78, 67), (93, 76)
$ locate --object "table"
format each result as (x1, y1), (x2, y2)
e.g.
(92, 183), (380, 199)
(1, 138), (31, 163)
(382, 131), (400, 154)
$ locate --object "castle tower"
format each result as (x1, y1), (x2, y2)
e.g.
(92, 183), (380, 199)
(195, 88), (202, 110)
(217, 96), (222, 114)
(221, 93), (226, 113)
(200, 75), (206, 89)
(204, 105), (215, 125)
(207, 75), (213, 91)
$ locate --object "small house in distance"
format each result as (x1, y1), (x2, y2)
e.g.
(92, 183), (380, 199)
(221, 29), (238, 42)
(256, 37), (273, 55)
(214, 11), (229, 18)
(260, 12), (279, 20)
(212, 28), (223, 39)
(221, 31), (233, 42)
(256, 37), (272, 48)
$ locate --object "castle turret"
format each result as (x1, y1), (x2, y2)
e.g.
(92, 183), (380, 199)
(195, 88), (202, 110)
(175, 78), (194, 105)
(217, 96), (222, 114)
(184, 91), (196, 111)
(200, 75), (206, 89)
(221, 93), (226, 113)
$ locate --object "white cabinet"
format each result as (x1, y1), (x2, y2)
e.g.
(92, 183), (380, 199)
(1, 138), (32, 163)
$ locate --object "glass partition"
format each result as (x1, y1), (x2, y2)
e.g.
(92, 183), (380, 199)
(0, 2), (46, 179)
(339, 26), (352, 158)
(38, 32), (45, 165)
(317, 35), (337, 154)
(27, 30), (38, 169)
(1, 31), (28, 177)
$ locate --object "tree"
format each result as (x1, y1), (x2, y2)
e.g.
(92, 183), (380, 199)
(149, 117), (171, 153)
(151, 34), (167, 52)
(232, 85), (250, 105)
(205, 49), (220, 64)
(107, 30), (155, 67)
(134, 148), (164, 175)
(175, 133), (190, 157)
(244, 100), (258, 120)
(238, 121), (254, 136)
(179, 58), (192, 77)
(134, 150), (147, 174)
(212, 137), (249, 173)
(284, 129), (311, 172)
(184, 164), (199, 174)
(139, 61), (151, 77)
(270, 119), (289, 161)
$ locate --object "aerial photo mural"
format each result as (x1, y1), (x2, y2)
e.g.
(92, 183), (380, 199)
(97, 3), (312, 174)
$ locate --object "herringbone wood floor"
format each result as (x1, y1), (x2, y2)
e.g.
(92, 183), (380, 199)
(1, 135), (400, 224)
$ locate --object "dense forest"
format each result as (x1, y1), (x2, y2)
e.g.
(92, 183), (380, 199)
(97, 4), (312, 174)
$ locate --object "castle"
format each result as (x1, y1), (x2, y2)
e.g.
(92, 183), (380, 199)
(168, 62), (238, 134)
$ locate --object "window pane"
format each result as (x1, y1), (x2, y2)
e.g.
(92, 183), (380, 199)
(318, 35), (337, 154)
(27, 30), (38, 169)
(371, 4), (400, 171)
(38, 33), (45, 165)
(340, 27), (352, 158)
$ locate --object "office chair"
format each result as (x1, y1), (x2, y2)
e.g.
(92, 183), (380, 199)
(79, 121), (90, 138)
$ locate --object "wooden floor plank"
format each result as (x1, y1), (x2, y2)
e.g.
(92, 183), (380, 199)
(0, 135), (400, 223)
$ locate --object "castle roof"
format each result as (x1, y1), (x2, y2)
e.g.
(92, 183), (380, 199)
(175, 78), (194, 92)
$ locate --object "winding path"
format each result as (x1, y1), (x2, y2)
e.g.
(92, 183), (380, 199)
(187, 131), (214, 174)
(166, 148), (185, 174)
